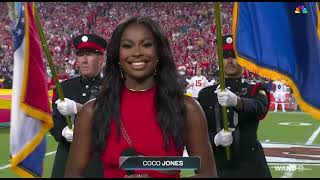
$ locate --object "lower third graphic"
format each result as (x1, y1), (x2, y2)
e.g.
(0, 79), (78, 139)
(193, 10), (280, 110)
(119, 156), (200, 170)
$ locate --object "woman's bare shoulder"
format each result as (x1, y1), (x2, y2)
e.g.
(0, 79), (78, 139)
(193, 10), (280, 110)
(82, 98), (96, 113)
(183, 95), (207, 126)
(183, 95), (201, 111)
(77, 98), (97, 124)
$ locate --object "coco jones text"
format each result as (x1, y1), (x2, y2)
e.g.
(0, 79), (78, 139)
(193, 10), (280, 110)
(142, 160), (183, 167)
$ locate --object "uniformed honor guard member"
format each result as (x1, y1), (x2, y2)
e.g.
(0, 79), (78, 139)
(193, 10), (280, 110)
(197, 35), (272, 178)
(50, 34), (107, 178)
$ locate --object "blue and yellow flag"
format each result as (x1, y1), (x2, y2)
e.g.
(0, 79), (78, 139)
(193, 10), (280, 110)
(233, 2), (320, 119)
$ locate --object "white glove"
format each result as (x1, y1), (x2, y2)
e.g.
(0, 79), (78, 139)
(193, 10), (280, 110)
(62, 125), (74, 142)
(214, 128), (235, 147)
(55, 98), (77, 116)
(214, 88), (238, 107)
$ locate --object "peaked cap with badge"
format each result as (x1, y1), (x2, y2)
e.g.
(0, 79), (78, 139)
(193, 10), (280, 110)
(222, 34), (236, 59)
(73, 34), (107, 54)
(51, 33), (107, 178)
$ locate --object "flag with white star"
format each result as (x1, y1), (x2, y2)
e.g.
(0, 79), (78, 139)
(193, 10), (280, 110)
(9, 2), (53, 178)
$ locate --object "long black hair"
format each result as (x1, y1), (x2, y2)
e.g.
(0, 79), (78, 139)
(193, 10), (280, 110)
(92, 17), (187, 156)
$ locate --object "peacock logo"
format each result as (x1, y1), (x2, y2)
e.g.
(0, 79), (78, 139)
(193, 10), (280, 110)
(295, 6), (308, 14)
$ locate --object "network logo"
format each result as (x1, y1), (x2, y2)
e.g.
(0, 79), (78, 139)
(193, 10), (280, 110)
(295, 6), (308, 14)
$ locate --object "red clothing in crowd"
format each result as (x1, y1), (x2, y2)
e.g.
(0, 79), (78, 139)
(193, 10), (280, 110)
(58, 74), (69, 81)
(242, 68), (250, 78)
(48, 77), (55, 90)
(1, 2), (234, 80)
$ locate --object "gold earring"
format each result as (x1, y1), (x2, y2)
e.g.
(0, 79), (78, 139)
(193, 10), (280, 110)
(120, 68), (124, 79)
(154, 69), (157, 76)
(154, 59), (159, 76)
(118, 62), (124, 79)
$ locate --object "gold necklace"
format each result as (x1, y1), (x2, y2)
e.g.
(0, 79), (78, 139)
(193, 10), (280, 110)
(126, 86), (153, 92)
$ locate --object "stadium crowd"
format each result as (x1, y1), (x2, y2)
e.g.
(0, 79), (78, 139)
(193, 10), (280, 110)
(0, 2), (234, 79)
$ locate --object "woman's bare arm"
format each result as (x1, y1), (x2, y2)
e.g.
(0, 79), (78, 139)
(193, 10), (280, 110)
(64, 99), (95, 177)
(184, 96), (217, 178)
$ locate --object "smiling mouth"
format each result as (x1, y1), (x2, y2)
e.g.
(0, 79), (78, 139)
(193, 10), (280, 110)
(129, 61), (148, 70)
(131, 62), (146, 66)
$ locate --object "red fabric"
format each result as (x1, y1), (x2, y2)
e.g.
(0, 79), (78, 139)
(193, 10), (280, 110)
(223, 43), (233, 51)
(250, 83), (270, 120)
(77, 41), (105, 54)
(100, 86), (182, 178)
(23, 3), (51, 114)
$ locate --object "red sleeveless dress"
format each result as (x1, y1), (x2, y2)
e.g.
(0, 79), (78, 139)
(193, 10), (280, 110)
(100, 86), (183, 178)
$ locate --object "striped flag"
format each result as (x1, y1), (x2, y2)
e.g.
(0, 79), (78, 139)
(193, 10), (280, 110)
(233, 2), (320, 119)
(9, 2), (53, 177)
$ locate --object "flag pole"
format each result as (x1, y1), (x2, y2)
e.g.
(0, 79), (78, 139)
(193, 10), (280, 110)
(32, 3), (73, 129)
(214, 2), (231, 160)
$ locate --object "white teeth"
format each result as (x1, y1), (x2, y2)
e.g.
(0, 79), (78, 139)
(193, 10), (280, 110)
(132, 62), (145, 66)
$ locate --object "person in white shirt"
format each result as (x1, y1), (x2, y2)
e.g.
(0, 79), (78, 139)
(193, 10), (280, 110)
(187, 67), (209, 98)
(273, 80), (287, 112)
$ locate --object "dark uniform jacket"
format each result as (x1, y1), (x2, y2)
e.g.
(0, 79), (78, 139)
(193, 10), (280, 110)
(50, 74), (103, 178)
(197, 78), (271, 178)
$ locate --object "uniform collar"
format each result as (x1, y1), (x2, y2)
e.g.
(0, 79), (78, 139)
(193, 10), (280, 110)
(224, 77), (244, 93)
(80, 73), (103, 84)
(225, 77), (242, 85)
